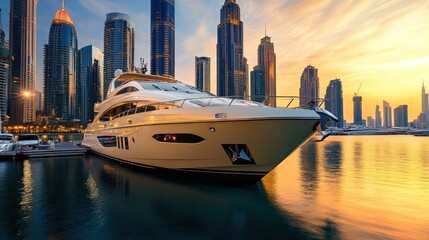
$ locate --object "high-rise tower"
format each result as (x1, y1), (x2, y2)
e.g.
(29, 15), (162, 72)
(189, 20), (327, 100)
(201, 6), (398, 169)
(299, 65), (319, 108)
(324, 79), (344, 128)
(195, 56), (210, 92)
(394, 105), (408, 127)
(353, 96), (363, 125)
(80, 45), (103, 126)
(9, 0), (38, 124)
(422, 82), (428, 114)
(252, 34), (276, 107)
(217, 0), (246, 97)
(375, 104), (382, 128)
(44, 2), (79, 121)
(151, 0), (175, 78)
(383, 100), (392, 128)
(103, 12), (135, 99)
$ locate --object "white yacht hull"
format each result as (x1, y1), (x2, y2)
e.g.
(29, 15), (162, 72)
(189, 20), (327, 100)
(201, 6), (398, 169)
(82, 113), (319, 183)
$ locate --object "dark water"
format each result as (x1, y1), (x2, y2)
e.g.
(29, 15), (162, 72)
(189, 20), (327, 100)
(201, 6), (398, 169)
(0, 136), (428, 239)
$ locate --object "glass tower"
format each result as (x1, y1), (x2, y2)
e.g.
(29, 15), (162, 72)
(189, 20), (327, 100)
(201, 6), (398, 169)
(80, 45), (103, 126)
(299, 65), (319, 108)
(9, 0), (37, 124)
(325, 79), (344, 128)
(217, 0), (245, 97)
(195, 56), (210, 92)
(151, 0), (175, 78)
(44, 5), (80, 121)
(103, 13), (135, 99)
(250, 66), (264, 103)
(253, 35), (276, 106)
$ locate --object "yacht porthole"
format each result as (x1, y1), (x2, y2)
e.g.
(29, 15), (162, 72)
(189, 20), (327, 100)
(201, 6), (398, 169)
(209, 127), (216, 132)
(132, 137), (135, 143)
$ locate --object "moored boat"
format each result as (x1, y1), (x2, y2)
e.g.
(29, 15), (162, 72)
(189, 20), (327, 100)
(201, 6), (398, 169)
(82, 71), (337, 183)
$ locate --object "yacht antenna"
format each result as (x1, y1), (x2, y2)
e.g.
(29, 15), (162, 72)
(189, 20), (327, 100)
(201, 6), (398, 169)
(140, 58), (148, 74)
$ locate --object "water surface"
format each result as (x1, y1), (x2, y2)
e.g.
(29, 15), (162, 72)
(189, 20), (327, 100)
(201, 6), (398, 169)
(0, 135), (428, 239)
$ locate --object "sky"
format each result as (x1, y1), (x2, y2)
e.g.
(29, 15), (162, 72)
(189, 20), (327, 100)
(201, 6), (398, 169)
(1, 0), (429, 123)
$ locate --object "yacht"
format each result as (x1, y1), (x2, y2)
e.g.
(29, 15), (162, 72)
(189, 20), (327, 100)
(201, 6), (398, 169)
(82, 71), (337, 183)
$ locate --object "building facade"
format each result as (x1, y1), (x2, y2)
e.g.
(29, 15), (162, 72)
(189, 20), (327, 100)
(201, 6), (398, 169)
(0, 11), (8, 124)
(35, 90), (42, 112)
(103, 12), (135, 99)
(324, 79), (344, 128)
(299, 65), (319, 108)
(394, 105), (408, 127)
(195, 56), (210, 92)
(44, 5), (80, 121)
(9, 0), (38, 124)
(353, 96), (363, 125)
(383, 100), (392, 128)
(80, 45), (104, 126)
(375, 104), (382, 128)
(252, 35), (276, 107)
(217, 0), (246, 98)
(151, 0), (175, 78)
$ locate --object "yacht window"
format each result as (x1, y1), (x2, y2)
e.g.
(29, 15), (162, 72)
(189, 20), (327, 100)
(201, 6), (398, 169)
(116, 87), (139, 95)
(138, 82), (203, 94)
(99, 102), (137, 122)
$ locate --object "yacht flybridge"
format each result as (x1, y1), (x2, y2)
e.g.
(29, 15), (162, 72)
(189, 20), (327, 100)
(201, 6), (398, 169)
(81, 71), (337, 184)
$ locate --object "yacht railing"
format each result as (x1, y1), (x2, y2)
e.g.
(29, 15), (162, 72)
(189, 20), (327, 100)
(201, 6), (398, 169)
(105, 96), (325, 122)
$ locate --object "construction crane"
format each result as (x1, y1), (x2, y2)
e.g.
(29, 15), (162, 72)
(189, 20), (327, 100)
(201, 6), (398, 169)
(354, 83), (363, 97)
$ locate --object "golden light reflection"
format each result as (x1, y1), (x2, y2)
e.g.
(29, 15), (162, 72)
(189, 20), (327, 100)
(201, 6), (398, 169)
(262, 136), (429, 239)
(86, 174), (99, 201)
(20, 160), (34, 212)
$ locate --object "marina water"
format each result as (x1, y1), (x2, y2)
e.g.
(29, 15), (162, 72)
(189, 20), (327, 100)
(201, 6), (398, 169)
(0, 135), (428, 239)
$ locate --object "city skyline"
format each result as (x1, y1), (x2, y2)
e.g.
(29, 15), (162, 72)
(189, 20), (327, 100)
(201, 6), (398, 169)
(0, 0), (428, 122)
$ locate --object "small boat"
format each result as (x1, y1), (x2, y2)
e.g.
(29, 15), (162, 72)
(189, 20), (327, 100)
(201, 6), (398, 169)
(0, 134), (16, 152)
(82, 71), (337, 184)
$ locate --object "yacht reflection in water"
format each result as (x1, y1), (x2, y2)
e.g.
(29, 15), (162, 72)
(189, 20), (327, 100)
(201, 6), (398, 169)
(84, 154), (319, 239)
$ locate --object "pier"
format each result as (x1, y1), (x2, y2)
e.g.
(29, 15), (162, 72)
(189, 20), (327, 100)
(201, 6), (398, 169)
(0, 143), (86, 160)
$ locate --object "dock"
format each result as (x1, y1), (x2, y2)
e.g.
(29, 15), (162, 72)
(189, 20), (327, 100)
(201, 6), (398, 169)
(1, 144), (86, 160)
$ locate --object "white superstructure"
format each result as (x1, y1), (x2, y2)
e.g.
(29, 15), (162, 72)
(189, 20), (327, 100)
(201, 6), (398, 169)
(82, 72), (335, 183)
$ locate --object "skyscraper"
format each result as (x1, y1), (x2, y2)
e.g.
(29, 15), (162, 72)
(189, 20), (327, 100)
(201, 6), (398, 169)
(353, 96), (363, 125)
(324, 79), (344, 128)
(422, 82), (428, 114)
(80, 45), (104, 126)
(394, 105), (408, 127)
(375, 104), (382, 128)
(252, 34), (276, 107)
(9, 0), (38, 124)
(44, 3), (79, 121)
(0, 9), (9, 123)
(250, 66), (264, 103)
(151, 0), (175, 78)
(217, 0), (246, 98)
(195, 56), (210, 92)
(104, 12), (135, 99)
(383, 100), (392, 128)
(299, 65), (319, 108)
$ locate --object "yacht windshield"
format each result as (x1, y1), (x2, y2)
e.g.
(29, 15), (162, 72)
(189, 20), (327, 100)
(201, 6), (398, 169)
(139, 82), (203, 94)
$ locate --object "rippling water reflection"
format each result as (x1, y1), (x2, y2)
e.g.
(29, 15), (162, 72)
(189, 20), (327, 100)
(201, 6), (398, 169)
(0, 136), (428, 239)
